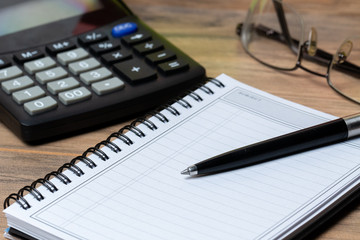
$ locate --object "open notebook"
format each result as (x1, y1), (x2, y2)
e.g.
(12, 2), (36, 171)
(3, 74), (360, 240)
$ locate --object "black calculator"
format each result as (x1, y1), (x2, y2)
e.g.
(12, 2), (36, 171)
(0, 0), (206, 142)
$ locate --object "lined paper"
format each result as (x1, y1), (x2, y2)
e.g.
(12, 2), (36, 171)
(4, 74), (360, 240)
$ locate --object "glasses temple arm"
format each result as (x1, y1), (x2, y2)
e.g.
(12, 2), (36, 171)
(272, 0), (298, 54)
(270, 1), (338, 67)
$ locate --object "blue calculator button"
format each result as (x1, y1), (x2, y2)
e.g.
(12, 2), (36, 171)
(111, 22), (138, 38)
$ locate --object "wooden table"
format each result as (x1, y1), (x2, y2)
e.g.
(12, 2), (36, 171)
(1, 0), (359, 239)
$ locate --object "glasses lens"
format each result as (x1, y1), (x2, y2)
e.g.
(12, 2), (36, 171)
(329, 37), (360, 103)
(241, 0), (304, 70)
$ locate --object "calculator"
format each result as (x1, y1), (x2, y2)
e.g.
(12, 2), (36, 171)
(0, 0), (206, 142)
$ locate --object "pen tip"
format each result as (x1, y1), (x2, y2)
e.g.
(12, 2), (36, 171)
(181, 168), (190, 175)
(181, 165), (198, 176)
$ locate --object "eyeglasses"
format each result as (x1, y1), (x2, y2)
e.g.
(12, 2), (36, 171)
(236, 0), (360, 104)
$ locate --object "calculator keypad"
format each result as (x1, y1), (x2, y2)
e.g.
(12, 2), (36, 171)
(0, 57), (11, 68)
(68, 57), (101, 75)
(47, 77), (80, 95)
(133, 40), (163, 54)
(24, 57), (57, 74)
(114, 59), (157, 83)
(80, 68), (113, 85)
(0, 22), (193, 115)
(46, 40), (76, 55)
(0, 17), (205, 141)
(91, 77), (125, 95)
(101, 50), (132, 64)
(146, 49), (176, 64)
(78, 31), (108, 45)
(1, 76), (34, 94)
(14, 49), (43, 63)
(24, 96), (57, 115)
(89, 40), (120, 54)
(12, 86), (45, 104)
(0, 66), (23, 81)
(122, 31), (152, 45)
(57, 48), (89, 65)
(158, 59), (189, 74)
(58, 87), (91, 105)
(36, 67), (68, 84)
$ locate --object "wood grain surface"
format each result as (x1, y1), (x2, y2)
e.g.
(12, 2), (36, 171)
(1, 0), (359, 239)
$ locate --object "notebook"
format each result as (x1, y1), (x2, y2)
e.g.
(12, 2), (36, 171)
(3, 73), (360, 240)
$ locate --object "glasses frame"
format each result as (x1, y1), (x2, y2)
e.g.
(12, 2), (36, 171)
(237, 0), (360, 105)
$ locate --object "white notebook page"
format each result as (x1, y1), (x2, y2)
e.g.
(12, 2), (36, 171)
(4, 74), (360, 240)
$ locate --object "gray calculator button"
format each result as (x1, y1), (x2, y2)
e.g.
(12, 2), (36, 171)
(12, 86), (46, 104)
(47, 77), (80, 94)
(36, 66), (68, 84)
(1, 76), (34, 94)
(24, 57), (56, 74)
(91, 77), (125, 95)
(80, 67), (113, 85)
(69, 58), (101, 75)
(57, 48), (89, 65)
(58, 87), (91, 105)
(24, 96), (57, 115)
(0, 66), (23, 81)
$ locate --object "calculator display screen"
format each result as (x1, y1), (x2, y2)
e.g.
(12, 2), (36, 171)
(0, 0), (130, 53)
(0, 0), (102, 37)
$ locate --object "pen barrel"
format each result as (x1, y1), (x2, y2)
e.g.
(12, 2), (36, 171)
(344, 113), (360, 138)
(196, 118), (349, 175)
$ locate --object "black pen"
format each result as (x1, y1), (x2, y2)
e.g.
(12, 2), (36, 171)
(181, 113), (360, 176)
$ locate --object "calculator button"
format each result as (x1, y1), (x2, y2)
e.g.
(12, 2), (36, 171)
(78, 31), (108, 45)
(47, 77), (80, 94)
(12, 86), (46, 104)
(91, 77), (125, 95)
(111, 22), (138, 38)
(68, 58), (101, 75)
(36, 67), (68, 84)
(1, 76), (34, 94)
(46, 40), (76, 55)
(146, 49), (176, 64)
(80, 67), (113, 85)
(57, 48), (89, 65)
(0, 66), (23, 82)
(0, 57), (11, 69)
(90, 40), (120, 55)
(24, 96), (58, 115)
(58, 87), (91, 105)
(101, 50), (132, 64)
(114, 59), (157, 83)
(133, 40), (163, 55)
(24, 57), (57, 75)
(14, 49), (44, 64)
(122, 31), (152, 45)
(158, 59), (189, 74)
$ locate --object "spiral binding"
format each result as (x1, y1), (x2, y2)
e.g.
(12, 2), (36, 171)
(3, 78), (225, 210)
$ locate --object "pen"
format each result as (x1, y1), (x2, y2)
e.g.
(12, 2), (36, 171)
(181, 113), (360, 176)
